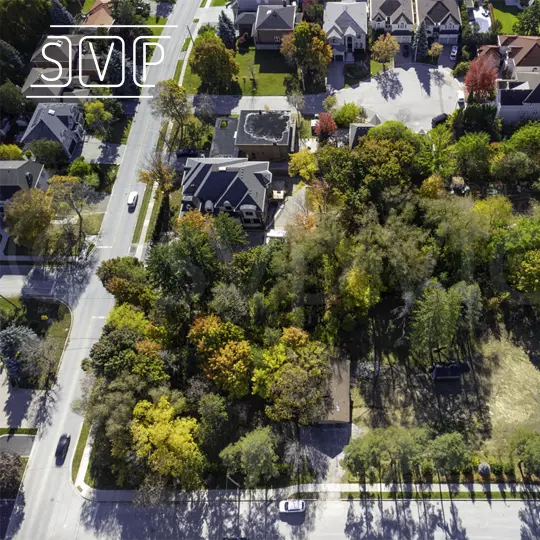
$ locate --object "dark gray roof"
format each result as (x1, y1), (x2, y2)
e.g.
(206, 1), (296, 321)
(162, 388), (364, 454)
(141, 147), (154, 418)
(210, 117), (240, 158)
(254, 5), (295, 30)
(524, 82), (540, 104)
(0, 160), (46, 202)
(370, 0), (413, 24)
(417, 0), (461, 25)
(235, 110), (292, 147)
(22, 68), (90, 98)
(500, 89), (532, 106)
(20, 103), (82, 154)
(237, 11), (257, 25)
(180, 158), (272, 215)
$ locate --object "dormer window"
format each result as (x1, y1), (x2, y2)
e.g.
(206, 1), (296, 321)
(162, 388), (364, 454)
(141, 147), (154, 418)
(274, 36), (281, 43)
(399, 22), (405, 28)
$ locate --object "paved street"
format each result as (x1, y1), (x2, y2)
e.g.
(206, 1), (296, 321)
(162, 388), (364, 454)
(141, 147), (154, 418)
(3, 1), (201, 538)
(44, 498), (540, 540)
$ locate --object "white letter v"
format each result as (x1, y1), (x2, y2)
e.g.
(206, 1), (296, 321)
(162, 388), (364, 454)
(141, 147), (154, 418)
(89, 41), (115, 82)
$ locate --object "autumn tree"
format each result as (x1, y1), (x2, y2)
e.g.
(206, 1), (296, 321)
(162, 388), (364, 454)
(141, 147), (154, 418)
(4, 189), (55, 250)
(220, 426), (279, 488)
(205, 340), (253, 398)
(288, 148), (318, 181)
(465, 56), (498, 102)
(84, 101), (113, 137)
(314, 112), (337, 139)
(371, 33), (400, 70)
(132, 396), (205, 489)
(428, 42), (443, 63)
(138, 152), (175, 196)
(0, 144), (23, 160)
(190, 34), (239, 92)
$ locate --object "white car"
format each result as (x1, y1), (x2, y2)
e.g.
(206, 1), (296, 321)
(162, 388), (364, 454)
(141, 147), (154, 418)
(127, 191), (138, 208)
(450, 45), (459, 60)
(279, 500), (306, 513)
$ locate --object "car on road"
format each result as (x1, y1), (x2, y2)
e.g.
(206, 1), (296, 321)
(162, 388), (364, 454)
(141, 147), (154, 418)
(450, 45), (459, 60)
(55, 433), (71, 462)
(127, 191), (138, 209)
(279, 500), (306, 513)
(431, 113), (448, 128)
(403, 44), (409, 58)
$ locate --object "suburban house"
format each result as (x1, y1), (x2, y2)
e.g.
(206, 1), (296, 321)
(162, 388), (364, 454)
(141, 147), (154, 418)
(22, 68), (91, 103)
(210, 110), (297, 161)
(416, 0), (461, 44)
(83, 0), (115, 28)
(0, 159), (48, 209)
(20, 103), (85, 160)
(231, 0), (286, 38)
(479, 35), (540, 123)
(324, 3), (368, 61)
(349, 114), (382, 148)
(252, 5), (297, 49)
(179, 157), (273, 228)
(369, 0), (414, 44)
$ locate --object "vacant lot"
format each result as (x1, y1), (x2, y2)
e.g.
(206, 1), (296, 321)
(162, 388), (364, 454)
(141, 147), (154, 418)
(183, 47), (294, 96)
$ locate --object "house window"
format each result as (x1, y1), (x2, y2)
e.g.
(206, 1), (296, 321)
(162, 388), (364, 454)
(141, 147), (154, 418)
(274, 36), (281, 43)
(399, 22), (405, 28)
(244, 210), (255, 217)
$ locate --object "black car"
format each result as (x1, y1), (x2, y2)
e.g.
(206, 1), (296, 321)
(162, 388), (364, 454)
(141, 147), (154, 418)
(431, 113), (448, 128)
(176, 148), (203, 158)
(403, 44), (409, 58)
(55, 433), (71, 462)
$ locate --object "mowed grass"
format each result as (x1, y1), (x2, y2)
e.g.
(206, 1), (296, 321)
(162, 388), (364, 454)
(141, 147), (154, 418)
(491, 1), (520, 33)
(183, 46), (294, 96)
(145, 16), (168, 36)
(71, 420), (91, 483)
(174, 60), (184, 82)
(82, 0), (95, 12)
(82, 213), (105, 236)
(211, 0), (228, 5)
(132, 182), (153, 244)
(370, 59), (385, 76)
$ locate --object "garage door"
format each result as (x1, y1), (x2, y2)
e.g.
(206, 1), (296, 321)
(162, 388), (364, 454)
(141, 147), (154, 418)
(439, 35), (458, 44)
(395, 36), (412, 43)
(334, 54), (344, 61)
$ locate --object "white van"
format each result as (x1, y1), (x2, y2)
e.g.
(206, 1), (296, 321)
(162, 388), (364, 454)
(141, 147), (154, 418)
(127, 191), (138, 208)
(457, 91), (465, 107)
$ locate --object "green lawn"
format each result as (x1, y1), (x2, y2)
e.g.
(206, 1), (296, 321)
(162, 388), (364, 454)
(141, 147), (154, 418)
(492, 1), (520, 33)
(0, 428), (37, 436)
(370, 59), (385, 76)
(174, 60), (184, 82)
(300, 118), (313, 139)
(82, 213), (105, 236)
(183, 46), (294, 96)
(211, 0), (227, 5)
(71, 420), (91, 483)
(182, 38), (190, 52)
(132, 182), (154, 244)
(145, 16), (168, 37)
(99, 116), (132, 145)
(82, 0), (95, 12)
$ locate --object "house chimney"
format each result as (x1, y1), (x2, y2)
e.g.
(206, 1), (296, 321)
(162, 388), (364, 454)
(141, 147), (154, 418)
(25, 172), (33, 188)
(48, 109), (55, 115)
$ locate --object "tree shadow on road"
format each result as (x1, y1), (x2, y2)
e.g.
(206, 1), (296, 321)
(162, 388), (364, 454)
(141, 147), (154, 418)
(3, 490), (25, 540)
(375, 71), (403, 101)
(519, 498), (540, 540)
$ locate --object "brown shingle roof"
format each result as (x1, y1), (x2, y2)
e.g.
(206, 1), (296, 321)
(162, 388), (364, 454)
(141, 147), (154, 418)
(500, 35), (540, 68)
(85, 0), (114, 26)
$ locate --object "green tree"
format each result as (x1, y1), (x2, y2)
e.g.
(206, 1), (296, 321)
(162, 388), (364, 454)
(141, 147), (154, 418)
(453, 132), (491, 182)
(132, 396), (205, 488)
(197, 393), (228, 453)
(98, 256), (148, 288)
(0, 144), (23, 160)
(428, 433), (469, 475)
(209, 282), (248, 325)
(289, 148), (318, 181)
(138, 151), (175, 196)
(452, 104), (501, 141)
(27, 140), (67, 169)
(151, 81), (192, 146)
(219, 426), (279, 488)
(211, 211), (248, 253)
(0, 81), (27, 116)
(412, 22), (429, 60)
(4, 188), (55, 250)
(372, 33), (400, 70)
(0, 40), (25, 84)
(68, 157), (93, 178)
(509, 428), (540, 476)
(333, 102), (365, 128)
(189, 34), (239, 92)
(106, 304), (154, 336)
(50, 0), (74, 25)
(0, 325), (41, 382)
(514, 0), (540, 35)
(410, 282), (462, 365)
(509, 121), (540, 163)
(84, 101), (113, 137)
(510, 250), (540, 294)
(491, 150), (534, 183)
(188, 314), (244, 359)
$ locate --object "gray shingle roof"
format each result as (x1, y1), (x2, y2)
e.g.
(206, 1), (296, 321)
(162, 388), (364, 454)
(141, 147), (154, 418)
(0, 160), (46, 202)
(417, 0), (461, 25)
(369, 0), (413, 24)
(324, 3), (368, 37)
(254, 5), (295, 30)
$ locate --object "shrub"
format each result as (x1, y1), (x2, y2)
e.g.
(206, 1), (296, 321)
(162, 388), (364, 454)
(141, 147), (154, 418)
(491, 461), (503, 476)
(503, 461), (516, 477)
(421, 460), (433, 478)
(453, 62), (470, 78)
(478, 462), (491, 478)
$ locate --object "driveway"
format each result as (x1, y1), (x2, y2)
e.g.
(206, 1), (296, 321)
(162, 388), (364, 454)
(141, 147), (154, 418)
(0, 434), (34, 456)
(80, 136), (125, 165)
(337, 65), (462, 132)
(327, 61), (345, 91)
(472, 6), (492, 32)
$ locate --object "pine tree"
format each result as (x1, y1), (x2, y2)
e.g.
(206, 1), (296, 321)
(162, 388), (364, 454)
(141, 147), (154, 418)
(413, 22), (429, 61)
(50, 0), (75, 26)
(106, 48), (137, 95)
(0, 40), (25, 84)
(217, 10), (236, 51)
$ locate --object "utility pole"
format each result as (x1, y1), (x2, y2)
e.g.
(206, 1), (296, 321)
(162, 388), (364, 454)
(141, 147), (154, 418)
(187, 25), (195, 46)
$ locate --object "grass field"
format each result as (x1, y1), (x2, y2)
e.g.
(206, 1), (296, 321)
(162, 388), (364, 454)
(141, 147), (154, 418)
(182, 38), (190, 52)
(82, 0), (94, 12)
(82, 213), (105, 236)
(71, 420), (91, 483)
(183, 46), (293, 96)
(174, 60), (184, 82)
(132, 182), (154, 244)
(492, 1), (520, 33)
(211, 0), (228, 5)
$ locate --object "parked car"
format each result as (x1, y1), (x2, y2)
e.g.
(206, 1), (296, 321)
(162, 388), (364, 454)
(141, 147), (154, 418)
(450, 45), (459, 60)
(279, 500), (306, 513)
(403, 44), (409, 58)
(457, 91), (465, 107)
(176, 148), (203, 158)
(431, 113), (448, 128)
(127, 191), (138, 208)
(55, 433), (71, 462)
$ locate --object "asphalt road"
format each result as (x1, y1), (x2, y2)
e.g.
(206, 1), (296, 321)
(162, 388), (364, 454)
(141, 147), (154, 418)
(4, 2), (201, 538)
(35, 498), (540, 540)
(0, 435), (34, 456)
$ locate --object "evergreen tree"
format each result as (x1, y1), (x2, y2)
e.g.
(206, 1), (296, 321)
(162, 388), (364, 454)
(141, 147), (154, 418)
(0, 40), (25, 84)
(413, 22), (429, 61)
(217, 10), (236, 50)
(106, 48), (137, 95)
(50, 0), (75, 25)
